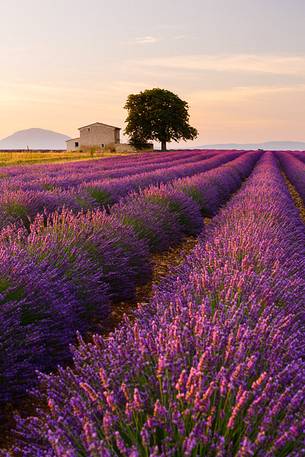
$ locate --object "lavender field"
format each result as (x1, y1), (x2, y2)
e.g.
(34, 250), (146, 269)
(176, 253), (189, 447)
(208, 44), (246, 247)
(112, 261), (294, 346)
(0, 149), (304, 456)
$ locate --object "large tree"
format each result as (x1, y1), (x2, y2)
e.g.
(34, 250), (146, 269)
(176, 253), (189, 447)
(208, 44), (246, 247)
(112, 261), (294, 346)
(124, 88), (198, 151)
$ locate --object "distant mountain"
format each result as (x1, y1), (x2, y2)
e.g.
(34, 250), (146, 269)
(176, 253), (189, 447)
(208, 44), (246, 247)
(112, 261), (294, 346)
(0, 128), (71, 150)
(195, 141), (305, 151)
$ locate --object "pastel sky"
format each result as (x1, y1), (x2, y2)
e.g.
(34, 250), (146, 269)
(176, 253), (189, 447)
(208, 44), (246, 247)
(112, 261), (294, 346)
(1, 0), (305, 146)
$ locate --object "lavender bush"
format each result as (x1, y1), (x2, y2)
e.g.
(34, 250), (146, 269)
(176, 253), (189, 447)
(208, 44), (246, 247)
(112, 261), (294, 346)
(27, 209), (151, 303)
(10, 153), (305, 456)
(174, 151), (261, 215)
(290, 150), (305, 164)
(0, 151), (216, 193)
(141, 185), (203, 236)
(0, 244), (79, 412)
(0, 189), (82, 230)
(0, 151), (260, 421)
(0, 151), (240, 229)
(277, 152), (305, 203)
(78, 151), (240, 208)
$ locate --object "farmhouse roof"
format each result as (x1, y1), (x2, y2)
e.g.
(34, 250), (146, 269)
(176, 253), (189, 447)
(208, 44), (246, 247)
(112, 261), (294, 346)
(65, 137), (80, 143)
(78, 122), (121, 130)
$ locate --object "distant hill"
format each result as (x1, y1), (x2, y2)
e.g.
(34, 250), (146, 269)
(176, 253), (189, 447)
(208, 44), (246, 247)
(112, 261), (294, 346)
(195, 141), (305, 151)
(0, 128), (71, 150)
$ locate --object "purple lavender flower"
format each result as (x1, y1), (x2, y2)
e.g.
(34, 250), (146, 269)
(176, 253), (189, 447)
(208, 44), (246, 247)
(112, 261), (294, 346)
(9, 152), (305, 456)
(0, 244), (79, 411)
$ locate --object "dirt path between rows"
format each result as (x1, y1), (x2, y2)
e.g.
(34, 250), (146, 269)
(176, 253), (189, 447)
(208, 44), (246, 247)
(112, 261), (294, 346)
(282, 173), (305, 223)
(97, 219), (212, 336)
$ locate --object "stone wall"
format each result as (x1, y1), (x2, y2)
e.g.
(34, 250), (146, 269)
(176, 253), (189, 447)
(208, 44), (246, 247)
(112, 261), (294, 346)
(79, 124), (120, 147)
(66, 138), (80, 151)
(107, 143), (154, 153)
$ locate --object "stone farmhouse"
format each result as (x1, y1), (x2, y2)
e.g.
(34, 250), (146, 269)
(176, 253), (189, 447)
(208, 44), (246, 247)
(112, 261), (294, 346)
(66, 122), (120, 151)
(66, 122), (153, 152)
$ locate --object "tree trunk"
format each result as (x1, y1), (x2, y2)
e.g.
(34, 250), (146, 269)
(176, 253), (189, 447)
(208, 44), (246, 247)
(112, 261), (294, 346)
(161, 140), (167, 151)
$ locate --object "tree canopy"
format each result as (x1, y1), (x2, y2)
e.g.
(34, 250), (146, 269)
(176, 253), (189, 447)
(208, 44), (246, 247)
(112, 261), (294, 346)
(124, 88), (198, 151)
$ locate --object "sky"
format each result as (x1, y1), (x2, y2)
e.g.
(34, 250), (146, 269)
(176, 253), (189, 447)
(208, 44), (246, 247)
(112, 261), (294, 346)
(1, 0), (305, 146)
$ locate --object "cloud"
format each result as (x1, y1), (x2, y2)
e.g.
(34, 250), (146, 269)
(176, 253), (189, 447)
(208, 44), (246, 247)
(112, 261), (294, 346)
(188, 84), (305, 103)
(133, 54), (305, 75)
(134, 36), (159, 44)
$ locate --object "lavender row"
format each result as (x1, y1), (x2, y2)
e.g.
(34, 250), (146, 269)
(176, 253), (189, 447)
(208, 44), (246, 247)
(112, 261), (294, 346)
(277, 152), (305, 203)
(172, 150), (260, 215)
(0, 150), (217, 192)
(0, 152), (259, 414)
(80, 151), (242, 207)
(0, 151), (241, 230)
(0, 149), (192, 177)
(290, 150), (305, 163)
(0, 149), (215, 180)
(10, 152), (305, 456)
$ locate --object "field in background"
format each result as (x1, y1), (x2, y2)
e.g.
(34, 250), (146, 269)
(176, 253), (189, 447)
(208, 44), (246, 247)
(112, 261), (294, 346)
(0, 149), (136, 166)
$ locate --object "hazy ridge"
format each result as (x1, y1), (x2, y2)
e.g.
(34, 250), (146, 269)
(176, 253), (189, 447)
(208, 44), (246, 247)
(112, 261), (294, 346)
(194, 141), (305, 151)
(0, 128), (70, 150)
